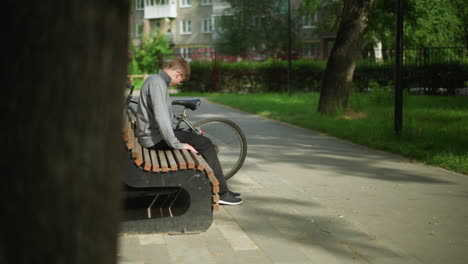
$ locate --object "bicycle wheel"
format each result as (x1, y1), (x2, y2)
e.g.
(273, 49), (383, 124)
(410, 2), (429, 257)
(193, 118), (247, 180)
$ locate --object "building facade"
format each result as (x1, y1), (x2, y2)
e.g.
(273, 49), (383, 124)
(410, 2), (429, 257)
(129, 0), (336, 61)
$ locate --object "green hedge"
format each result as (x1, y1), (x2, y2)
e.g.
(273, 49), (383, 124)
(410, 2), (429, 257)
(181, 59), (325, 93)
(180, 59), (467, 94)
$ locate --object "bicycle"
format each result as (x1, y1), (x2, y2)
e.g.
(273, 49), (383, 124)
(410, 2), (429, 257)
(125, 83), (247, 180)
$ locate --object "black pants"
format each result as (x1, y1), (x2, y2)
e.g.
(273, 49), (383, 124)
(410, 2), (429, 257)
(151, 130), (228, 194)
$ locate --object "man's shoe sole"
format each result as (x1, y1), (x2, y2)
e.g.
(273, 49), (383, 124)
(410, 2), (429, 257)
(219, 200), (243, 205)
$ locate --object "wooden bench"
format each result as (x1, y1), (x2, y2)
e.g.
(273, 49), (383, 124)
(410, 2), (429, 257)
(120, 115), (219, 234)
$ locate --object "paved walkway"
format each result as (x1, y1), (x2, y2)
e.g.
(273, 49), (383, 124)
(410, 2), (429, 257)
(118, 97), (468, 264)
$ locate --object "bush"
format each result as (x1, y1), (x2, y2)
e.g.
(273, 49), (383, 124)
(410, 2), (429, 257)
(129, 35), (172, 74)
(179, 59), (467, 94)
(180, 59), (326, 93)
(353, 61), (395, 91)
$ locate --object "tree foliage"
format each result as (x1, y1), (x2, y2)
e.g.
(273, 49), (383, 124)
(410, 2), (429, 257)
(215, 0), (302, 55)
(129, 35), (172, 74)
(302, 0), (467, 50)
(366, 0), (467, 49)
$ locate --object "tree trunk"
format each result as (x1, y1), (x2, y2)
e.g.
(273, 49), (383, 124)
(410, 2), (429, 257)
(318, 0), (374, 114)
(3, 1), (129, 263)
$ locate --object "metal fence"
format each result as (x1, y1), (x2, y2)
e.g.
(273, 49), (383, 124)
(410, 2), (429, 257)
(173, 47), (467, 64)
(359, 47), (467, 95)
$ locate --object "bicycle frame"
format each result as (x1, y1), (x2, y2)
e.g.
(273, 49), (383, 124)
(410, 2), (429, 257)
(174, 108), (203, 135)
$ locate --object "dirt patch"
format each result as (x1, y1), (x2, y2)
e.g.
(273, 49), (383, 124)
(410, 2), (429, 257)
(339, 109), (367, 120)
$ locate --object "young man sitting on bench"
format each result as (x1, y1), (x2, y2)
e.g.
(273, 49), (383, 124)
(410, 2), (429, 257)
(135, 57), (243, 205)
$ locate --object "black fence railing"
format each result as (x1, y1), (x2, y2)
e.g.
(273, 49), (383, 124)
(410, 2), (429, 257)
(173, 47), (467, 64)
(357, 47), (467, 95)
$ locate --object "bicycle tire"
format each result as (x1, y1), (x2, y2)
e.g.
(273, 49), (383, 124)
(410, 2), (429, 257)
(193, 118), (247, 180)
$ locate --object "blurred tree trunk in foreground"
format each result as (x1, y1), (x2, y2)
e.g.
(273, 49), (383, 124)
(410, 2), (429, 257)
(2, 1), (129, 263)
(318, 0), (374, 114)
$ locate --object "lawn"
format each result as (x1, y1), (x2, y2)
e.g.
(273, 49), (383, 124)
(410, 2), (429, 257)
(204, 92), (468, 175)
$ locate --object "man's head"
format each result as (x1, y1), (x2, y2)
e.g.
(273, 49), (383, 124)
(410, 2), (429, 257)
(164, 57), (191, 86)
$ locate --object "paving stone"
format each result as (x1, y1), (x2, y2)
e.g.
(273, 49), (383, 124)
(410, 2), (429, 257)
(164, 234), (216, 264)
(214, 207), (259, 251)
(140, 244), (171, 264)
(224, 200), (311, 263)
(199, 226), (234, 256)
(214, 249), (273, 264)
(227, 170), (263, 192)
(139, 234), (166, 246)
(118, 235), (143, 263)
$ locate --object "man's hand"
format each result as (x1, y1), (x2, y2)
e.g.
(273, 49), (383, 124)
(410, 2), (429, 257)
(182, 143), (198, 154)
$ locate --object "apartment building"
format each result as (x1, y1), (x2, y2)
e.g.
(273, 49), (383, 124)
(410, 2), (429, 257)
(129, 0), (335, 60)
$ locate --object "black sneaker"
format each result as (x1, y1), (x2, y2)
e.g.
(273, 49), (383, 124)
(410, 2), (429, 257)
(219, 191), (243, 205)
(229, 190), (241, 197)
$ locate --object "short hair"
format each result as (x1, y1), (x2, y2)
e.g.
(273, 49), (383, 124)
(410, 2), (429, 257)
(164, 57), (191, 81)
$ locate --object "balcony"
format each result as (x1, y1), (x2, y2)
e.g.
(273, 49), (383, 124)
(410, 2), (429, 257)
(144, 1), (177, 19)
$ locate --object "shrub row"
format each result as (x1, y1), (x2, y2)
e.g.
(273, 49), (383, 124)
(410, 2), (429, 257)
(180, 59), (467, 94)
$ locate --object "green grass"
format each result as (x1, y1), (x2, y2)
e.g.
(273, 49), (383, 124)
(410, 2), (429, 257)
(205, 92), (468, 175)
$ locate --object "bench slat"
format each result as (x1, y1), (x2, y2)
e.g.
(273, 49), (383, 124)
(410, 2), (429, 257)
(212, 193), (219, 203)
(172, 150), (187, 170)
(131, 136), (138, 158)
(158, 150), (169, 172)
(143, 148), (151, 171)
(165, 150), (178, 171)
(126, 123), (134, 150)
(198, 158), (219, 187)
(150, 149), (160, 172)
(190, 152), (205, 171)
(181, 150), (195, 169)
(123, 127), (129, 143)
(134, 140), (143, 166)
(122, 111), (129, 133)
(122, 118), (130, 141)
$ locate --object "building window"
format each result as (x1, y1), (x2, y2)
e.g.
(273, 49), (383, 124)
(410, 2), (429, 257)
(180, 0), (191, 7)
(180, 20), (192, 34)
(201, 0), (212, 5)
(303, 43), (320, 58)
(135, 23), (144, 37)
(146, 0), (169, 6)
(136, 0), (144, 10)
(302, 14), (317, 28)
(180, 47), (192, 60)
(202, 18), (213, 33)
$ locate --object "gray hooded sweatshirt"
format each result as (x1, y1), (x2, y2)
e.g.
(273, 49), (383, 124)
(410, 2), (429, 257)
(135, 70), (184, 149)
